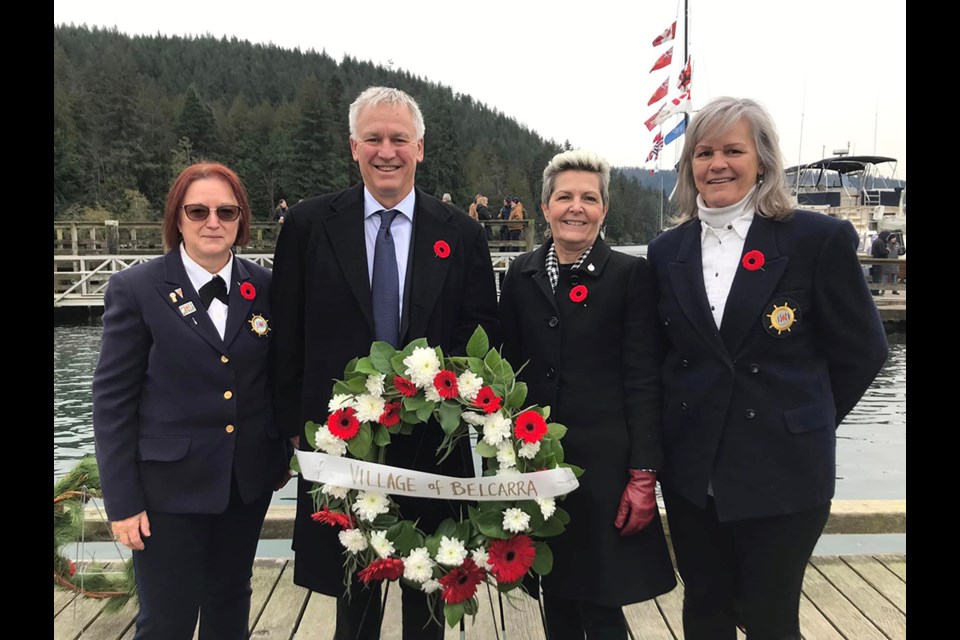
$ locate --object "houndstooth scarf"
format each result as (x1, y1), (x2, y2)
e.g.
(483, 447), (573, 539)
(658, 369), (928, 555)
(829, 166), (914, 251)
(546, 241), (594, 293)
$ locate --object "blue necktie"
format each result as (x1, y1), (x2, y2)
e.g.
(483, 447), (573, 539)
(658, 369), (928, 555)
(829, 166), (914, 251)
(372, 210), (400, 347)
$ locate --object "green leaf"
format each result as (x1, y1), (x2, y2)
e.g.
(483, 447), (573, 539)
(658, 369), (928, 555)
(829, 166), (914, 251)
(541, 405), (551, 420)
(343, 357), (360, 376)
(554, 507), (571, 525)
(416, 402), (435, 422)
(391, 354), (408, 376)
(463, 597), (479, 616)
(436, 518), (458, 538)
(560, 463), (585, 478)
(289, 454), (301, 473)
(372, 425), (391, 447)
(438, 401), (461, 435)
(505, 382), (528, 409)
(370, 342), (397, 373)
(466, 326), (490, 359)
(399, 407), (423, 425)
(483, 348), (502, 372)
(388, 521), (422, 555)
(332, 381), (355, 396)
(532, 542), (554, 575)
(473, 510), (508, 539)
(531, 515), (566, 538)
(345, 376), (368, 394)
(493, 359), (514, 380)
(304, 421), (320, 450)
(547, 422), (567, 439)
(444, 603), (465, 627)
(403, 395), (427, 411)
(354, 357), (378, 375)
(474, 439), (498, 458)
(466, 357), (486, 375)
(346, 423), (373, 459)
(402, 338), (429, 354)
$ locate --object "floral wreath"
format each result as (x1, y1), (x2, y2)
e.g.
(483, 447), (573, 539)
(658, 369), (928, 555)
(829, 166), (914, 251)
(54, 457), (137, 612)
(292, 326), (581, 627)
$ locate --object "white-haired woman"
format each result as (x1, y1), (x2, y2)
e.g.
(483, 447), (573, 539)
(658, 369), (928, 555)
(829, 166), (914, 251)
(646, 97), (888, 639)
(499, 149), (676, 639)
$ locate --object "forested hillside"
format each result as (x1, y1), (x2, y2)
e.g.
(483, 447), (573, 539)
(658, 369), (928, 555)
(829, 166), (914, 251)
(54, 25), (664, 243)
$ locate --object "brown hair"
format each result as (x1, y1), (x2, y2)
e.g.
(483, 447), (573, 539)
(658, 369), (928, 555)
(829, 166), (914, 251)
(162, 162), (252, 251)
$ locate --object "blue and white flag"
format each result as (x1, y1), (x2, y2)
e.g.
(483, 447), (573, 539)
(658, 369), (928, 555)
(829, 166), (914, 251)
(664, 119), (687, 145)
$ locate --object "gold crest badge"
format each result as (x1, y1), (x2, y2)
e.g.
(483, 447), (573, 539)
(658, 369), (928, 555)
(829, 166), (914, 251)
(248, 313), (270, 337)
(764, 297), (801, 337)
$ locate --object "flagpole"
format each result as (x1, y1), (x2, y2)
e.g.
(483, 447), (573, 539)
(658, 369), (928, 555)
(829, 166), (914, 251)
(796, 78), (806, 196)
(682, 0), (690, 130)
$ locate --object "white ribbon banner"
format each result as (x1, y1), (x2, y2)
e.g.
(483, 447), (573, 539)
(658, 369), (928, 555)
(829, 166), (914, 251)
(295, 450), (579, 501)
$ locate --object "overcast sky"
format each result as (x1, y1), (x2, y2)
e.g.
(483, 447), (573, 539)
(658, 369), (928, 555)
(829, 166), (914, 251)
(54, 0), (907, 180)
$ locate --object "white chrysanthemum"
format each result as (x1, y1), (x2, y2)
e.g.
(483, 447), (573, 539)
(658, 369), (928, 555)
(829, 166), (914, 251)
(352, 491), (391, 522)
(321, 483), (350, 500)
(403, 347), (441, 388)
(316, 425), (348, 457)
(518, 440), (541, 459)
(502, 507), (531, 533)
(536, 497), (557, 519)
(496, 441), (517, 468)
(353, 393), (386, 423)
(338, 529), (368, 554)
(328, 393), (355, 413)
(436, 536), (469, 567)
(421, 579), (441, 594)
(471, 547), (491, 570)
(365, 373), (386, 397)
(482, 413), (512, 446)
(462, 411), (487, 428)
(403, 547), (435, 583)
(424, 385), (443, 403)
(457, 371), (484, 401)
(369, 530), (395, 558)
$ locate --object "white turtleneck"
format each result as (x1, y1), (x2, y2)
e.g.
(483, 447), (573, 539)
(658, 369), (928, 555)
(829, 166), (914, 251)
(697, 188), (757, 329)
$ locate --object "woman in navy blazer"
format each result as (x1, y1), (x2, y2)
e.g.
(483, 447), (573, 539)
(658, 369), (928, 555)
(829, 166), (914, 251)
(93, 162), (290, 639)
(646, 98), (888, 640)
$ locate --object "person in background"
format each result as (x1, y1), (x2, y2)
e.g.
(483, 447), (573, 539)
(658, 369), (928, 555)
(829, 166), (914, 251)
(869, 230), (890, 295)
(269, 86), (500, 640)
(508, 196), (526, 251)
(441, 192), (452, 204)
(499, 149), (676, 639)
(499, 195), (513, 247)
(646, 97), (888, 640)
(273, 198), (289, 224)
(93, 162), (291, 639)
(884, 232), (905, 295)
(469, 194), (494, 241)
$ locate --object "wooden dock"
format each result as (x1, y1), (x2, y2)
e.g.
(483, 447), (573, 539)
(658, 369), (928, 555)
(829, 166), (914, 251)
(54, 553), (906, 639)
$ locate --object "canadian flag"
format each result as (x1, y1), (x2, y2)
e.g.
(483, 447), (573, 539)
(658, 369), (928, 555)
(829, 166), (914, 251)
(647, 77), (670, 106)
(652, 22), (676, 47)
(650, 47), (673, 72)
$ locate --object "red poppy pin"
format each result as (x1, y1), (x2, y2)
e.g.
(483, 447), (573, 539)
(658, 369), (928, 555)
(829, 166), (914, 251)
(240, 282), (257, 300)
(742, 250), (765, 271)
(569, 284), (588, 303)
(433, 240), (451, 259)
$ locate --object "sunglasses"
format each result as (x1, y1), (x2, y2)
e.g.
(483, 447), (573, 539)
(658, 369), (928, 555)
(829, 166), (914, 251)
(181, 204), (242, 222)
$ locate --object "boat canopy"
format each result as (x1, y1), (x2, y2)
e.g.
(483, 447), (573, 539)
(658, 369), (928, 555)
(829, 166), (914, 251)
(785, 156), (897, 175)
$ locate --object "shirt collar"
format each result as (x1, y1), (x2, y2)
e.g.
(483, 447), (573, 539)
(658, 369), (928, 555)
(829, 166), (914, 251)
(180, 242), (233, 289)
(363, 187), (416, 223)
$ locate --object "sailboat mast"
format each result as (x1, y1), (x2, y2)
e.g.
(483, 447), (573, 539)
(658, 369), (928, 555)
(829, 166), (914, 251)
(683, 0), (689, 129)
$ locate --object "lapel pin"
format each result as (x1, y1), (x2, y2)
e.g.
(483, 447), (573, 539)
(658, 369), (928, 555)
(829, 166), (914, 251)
(742, 250), (766, 271)
(175, 287), (184, 299)
(249, 313), (271, 337)
(240, 282), (257, 300)
(434, 240), (451, 259)
(587, 263), (595, 272)
(569, 284), (589, 303)
(168, 291), (178, 304)
(178, 301), (197, 317)
(764, 297), (801, 337)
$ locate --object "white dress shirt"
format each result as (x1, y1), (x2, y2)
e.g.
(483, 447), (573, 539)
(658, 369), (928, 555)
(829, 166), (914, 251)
(363, 187), (415, 321)
(180, 243), (233, 340)
(697, 189), (757, 329)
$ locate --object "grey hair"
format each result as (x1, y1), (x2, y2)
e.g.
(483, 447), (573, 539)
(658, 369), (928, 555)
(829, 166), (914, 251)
(348, 86), (426, 140)
(671, 96), (795, 224)
(541, 149), (611, 207)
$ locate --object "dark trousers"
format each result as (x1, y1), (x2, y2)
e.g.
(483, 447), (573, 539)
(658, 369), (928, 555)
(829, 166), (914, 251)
(132, 476), (272, 640)
(542, 592), (628, 640)
(335, 580), (444, 640)
(662, 488), (830, 640)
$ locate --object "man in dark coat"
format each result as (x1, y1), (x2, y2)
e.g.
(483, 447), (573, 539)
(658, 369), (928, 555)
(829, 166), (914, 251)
(869, 230), (890, 295)
(270, 86), (500, 640)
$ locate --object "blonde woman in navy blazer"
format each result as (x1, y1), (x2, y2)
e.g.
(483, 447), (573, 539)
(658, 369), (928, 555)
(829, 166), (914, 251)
(93, 163), (290, 639)
(646, 98), (888, 640)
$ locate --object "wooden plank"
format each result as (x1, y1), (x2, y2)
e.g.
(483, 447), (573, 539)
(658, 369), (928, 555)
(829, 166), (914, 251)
(843, 556), (906, 614)
(655, 579), (685, 639)
(53, 592), (108, 640)
(54, 589), (78, 617)
(250, 558), (288, 628)
(77, 597), (138, 640)
(295, 590), (338, 640)
(801, 559), (886, 640)
(249, 560), (308, 639)
(799, 587), (845, 639)
(623, 597), (675, 639)
(875, 553), (907, 582)
(811, 556), (905, 639)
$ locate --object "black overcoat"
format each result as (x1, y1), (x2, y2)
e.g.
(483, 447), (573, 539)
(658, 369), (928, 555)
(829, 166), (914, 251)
(646, 211), (889, 521)
(269, 184), (501, 595)
(499, 238), (677, 606)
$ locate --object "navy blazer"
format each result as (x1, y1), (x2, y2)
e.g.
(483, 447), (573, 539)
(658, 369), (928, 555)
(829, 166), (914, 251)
(646, 210), (888, 521)
(93, 250), (289, 522)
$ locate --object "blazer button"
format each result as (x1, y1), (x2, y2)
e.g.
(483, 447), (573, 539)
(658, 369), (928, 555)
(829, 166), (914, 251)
(745, 409), (756, 419)
(225, 424), (235, 433)
(749, 364), (760, 374)
(221, 355), (229, 364)
(548, 316), (559, 328)
(663, 316), (671, 326)
(681, 359), (690, 368)
(224, 390), (233, 400)
(546, 367), (556, 379)
(680, 402), (688, 411)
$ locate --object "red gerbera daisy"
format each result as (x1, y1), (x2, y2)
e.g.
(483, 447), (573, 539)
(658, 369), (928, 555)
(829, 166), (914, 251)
(311, 506), (354, 529)
(358, 558), (405, 583)
(473, 386), (502, 414)
(438, 557), (486, 603)
(328, 407), (361, 440)
(379, 401), (401, 427)
(742, 250), (765, 271)
(433, 370), (459, 399)
(514, 410), (548, 444)
(488, 535), (536, 584)
(393, 376), (418, 398)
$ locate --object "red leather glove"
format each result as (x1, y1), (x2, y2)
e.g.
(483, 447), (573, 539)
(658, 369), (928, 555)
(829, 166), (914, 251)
(614, 470), (658, 536)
